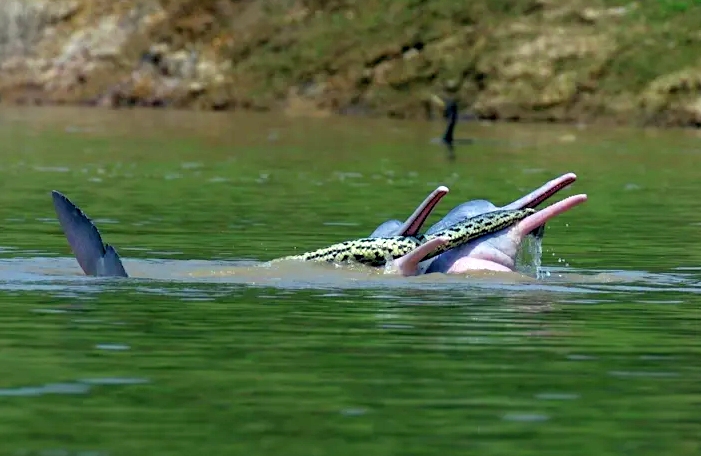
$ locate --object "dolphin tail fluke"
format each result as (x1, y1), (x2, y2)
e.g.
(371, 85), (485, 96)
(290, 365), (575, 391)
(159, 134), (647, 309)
(102, 244), (129, 277)
(51, 190), (129, 278)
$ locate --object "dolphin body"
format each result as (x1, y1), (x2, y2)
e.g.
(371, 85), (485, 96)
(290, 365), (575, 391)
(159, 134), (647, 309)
(47, 189), (499, 279)
(50, 173), (585, 279)
(370, 173), (587, 275)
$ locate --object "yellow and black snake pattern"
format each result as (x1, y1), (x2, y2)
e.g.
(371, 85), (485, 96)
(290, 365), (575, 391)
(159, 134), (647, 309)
(277, 208), (535, 267)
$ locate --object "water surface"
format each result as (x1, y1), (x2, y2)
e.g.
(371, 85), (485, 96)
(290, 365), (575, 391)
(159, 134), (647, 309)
(0, 106), (699, 455)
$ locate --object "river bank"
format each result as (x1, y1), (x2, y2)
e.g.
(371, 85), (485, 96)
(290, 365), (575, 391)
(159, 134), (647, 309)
(0, 0), (700, 128)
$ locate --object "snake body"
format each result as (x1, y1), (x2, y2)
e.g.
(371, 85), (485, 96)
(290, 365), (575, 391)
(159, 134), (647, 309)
(278, 208), (535, 267)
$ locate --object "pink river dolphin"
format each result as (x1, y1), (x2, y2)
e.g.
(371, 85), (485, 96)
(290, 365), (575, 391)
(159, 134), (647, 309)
(374, 173), (587, 276)
(49, 173), (585, 279)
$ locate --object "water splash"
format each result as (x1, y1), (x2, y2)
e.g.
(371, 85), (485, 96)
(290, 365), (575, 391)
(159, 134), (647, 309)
(515, 234), (544, 278)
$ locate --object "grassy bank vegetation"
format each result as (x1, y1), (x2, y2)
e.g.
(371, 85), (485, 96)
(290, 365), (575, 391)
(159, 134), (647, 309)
(1, 0), (701, 126)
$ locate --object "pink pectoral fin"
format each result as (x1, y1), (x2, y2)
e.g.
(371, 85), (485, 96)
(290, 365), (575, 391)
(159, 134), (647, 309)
(390, 237), (448, 276)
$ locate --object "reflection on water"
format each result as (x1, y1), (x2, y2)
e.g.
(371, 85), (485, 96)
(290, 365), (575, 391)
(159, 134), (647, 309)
(0, 107), (700, 454)
(2, 255), (701, 297)
(0, 378), (149, 397)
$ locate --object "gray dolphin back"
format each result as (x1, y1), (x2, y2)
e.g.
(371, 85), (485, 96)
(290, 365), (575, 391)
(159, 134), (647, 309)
(369, 219), (404, 237)
(51, 190), (128, 278)
(426, 200), (499, 234)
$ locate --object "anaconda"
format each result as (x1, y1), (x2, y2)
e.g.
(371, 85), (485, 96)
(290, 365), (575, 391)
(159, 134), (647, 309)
(278, 207), (536, 267)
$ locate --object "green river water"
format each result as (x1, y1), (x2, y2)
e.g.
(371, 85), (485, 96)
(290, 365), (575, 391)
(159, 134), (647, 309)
(0, 106), (699, 455)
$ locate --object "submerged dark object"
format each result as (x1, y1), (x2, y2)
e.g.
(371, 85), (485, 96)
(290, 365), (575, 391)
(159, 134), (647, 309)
(430, 95), (475, 160)
(51, 190), (128, 277)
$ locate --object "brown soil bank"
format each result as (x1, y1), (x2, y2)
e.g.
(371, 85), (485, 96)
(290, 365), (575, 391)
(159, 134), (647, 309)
(1, 0), (701, 127)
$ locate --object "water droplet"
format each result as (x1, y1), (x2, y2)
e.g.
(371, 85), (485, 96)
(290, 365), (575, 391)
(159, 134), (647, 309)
(31, 308), (69, 314)
(502, 413), (549, 422)
(95, 344), (130, 351)
(0, 383), (90, 397)
(79, 377), (150, 385)
(567, 354), (597, 361)
(341, 408), (367, 416)
(535, 393), (579, 400)
(608, 370), (679, 378)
